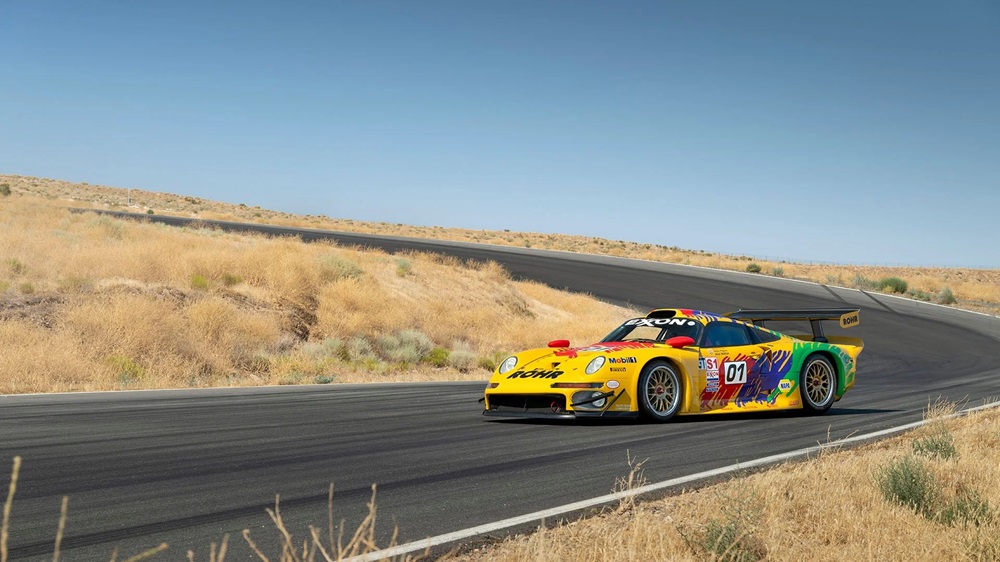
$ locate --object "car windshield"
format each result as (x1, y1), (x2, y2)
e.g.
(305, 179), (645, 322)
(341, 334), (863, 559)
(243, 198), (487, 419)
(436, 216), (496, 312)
(601, 317), (703, 343)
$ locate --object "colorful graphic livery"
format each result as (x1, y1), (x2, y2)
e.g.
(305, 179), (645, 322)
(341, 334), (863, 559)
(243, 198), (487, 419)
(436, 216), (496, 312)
(483, 308), (863, 422)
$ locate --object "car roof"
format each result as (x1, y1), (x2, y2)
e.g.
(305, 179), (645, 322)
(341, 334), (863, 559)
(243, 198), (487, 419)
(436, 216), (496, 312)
(644, 308), (750, 327)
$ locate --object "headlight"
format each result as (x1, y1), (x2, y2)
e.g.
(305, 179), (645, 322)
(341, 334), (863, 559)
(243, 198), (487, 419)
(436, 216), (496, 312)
(585, 356), (606, 375)
(498, 356), (518, 374)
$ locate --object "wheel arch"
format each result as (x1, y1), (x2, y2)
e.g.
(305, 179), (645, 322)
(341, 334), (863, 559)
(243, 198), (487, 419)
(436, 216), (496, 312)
(638, 355), (694, 412)
(800, 350), (845, 404)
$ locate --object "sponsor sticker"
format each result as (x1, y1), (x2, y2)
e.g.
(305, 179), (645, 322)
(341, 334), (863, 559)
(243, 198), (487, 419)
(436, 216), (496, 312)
(624, 318), (698, 327)
(778, 380), (792, 392)
(840, 311), (860, 329)
(705, 371), (719, 393)
(608, 357), (637, 364)
(698, 358), (705, 370)
(506, 369), (564, 380)
(704, 357), (718, 371)
(610, 367), (627, 373)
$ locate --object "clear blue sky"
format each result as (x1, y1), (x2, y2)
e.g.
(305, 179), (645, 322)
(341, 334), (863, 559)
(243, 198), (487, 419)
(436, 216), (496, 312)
(2, 1), (998, 266)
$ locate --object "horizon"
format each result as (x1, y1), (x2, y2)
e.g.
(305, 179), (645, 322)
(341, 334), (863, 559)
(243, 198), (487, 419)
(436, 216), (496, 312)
(7, 172), (997, 270)
(2, 2), (998, 267)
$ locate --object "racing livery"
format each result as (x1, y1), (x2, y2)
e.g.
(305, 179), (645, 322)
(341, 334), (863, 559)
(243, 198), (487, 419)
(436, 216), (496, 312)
(483, 308), (863, 422)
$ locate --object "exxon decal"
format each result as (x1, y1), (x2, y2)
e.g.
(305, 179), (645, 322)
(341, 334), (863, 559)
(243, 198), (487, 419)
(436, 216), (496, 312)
(625, 318), (698, 328)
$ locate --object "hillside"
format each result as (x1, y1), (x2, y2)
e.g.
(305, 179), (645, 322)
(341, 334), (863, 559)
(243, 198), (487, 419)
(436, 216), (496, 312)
(0, 192), (633, 393)
(3, 174), (998, 315)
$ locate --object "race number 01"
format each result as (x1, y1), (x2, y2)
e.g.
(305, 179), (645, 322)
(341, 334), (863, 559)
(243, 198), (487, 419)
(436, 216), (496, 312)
(724, 361), (747, 384)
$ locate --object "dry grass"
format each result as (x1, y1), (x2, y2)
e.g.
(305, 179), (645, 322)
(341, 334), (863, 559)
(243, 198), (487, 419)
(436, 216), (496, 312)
(1, 456), (420, 562)
(4, 174), (997, 314)
(0, 194), (634, 393)
(452, 403), (1000, 562)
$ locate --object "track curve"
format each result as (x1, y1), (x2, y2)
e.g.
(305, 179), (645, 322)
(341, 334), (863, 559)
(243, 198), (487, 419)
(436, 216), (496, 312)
(2, 211), (998, 560)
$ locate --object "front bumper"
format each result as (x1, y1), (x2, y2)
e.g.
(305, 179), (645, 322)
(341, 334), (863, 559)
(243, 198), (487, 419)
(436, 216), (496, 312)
(482, 409), (639, 420)
(482, 390), (637, 419)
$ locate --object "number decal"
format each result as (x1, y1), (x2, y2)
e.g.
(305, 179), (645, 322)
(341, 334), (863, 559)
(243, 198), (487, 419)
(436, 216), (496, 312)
(724, 361), (747, 385)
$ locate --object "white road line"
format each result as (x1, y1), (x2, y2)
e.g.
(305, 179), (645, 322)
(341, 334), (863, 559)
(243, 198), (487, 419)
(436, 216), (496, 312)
(348, 399), (1000, 562)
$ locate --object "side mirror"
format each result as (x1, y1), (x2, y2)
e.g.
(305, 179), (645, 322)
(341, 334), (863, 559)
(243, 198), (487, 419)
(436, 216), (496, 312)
(548, 339), (570, 348)
(664, 336), (695, 348)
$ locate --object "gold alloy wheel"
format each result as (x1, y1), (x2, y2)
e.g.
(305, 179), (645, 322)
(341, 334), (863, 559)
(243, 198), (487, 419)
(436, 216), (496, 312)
(645, 365), (678, 414)
(804, 358), (834, 406)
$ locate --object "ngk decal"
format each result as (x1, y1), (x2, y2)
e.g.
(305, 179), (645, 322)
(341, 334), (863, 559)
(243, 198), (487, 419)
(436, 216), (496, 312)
(723, 360), (747, 385)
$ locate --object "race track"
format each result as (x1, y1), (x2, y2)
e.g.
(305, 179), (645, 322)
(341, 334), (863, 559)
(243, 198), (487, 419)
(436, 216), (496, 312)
(2, 212), (998, 560)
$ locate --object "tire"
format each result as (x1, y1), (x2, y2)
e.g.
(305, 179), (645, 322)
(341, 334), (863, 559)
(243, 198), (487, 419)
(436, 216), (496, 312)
(800, 354), (837, 414)
(638, 360), (683, 422)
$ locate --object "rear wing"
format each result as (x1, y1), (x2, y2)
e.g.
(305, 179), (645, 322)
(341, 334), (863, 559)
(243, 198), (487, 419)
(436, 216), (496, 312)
(724, 308), (860, 343)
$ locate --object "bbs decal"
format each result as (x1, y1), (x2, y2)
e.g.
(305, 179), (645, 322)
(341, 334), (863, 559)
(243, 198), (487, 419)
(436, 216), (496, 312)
(624, 318), (698, 327)
(724, 361), (747, 385)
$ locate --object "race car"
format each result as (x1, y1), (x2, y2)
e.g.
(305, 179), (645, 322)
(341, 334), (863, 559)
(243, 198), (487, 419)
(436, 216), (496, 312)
(482, 308), (863, 421)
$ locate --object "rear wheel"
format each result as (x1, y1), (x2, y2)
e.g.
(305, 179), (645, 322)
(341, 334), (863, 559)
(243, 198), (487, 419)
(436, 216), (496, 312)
(638, 360), (682, 422)
(800, 354), (836, 414)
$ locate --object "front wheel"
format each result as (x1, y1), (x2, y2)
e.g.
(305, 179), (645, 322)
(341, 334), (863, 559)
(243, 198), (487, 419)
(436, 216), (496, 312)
(800, 354), (836, 414)
(638, 360), (683, 422)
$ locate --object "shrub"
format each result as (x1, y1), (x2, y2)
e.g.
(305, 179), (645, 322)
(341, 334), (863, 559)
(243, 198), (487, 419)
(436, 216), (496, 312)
(191, 273), (209, 290)
(6, 258), (25, 275)
(879, 276), (908, 294)
(939, 490), (994, 527)
(18, 282), (34, 294)
(448, 341), (478, 372)
(745, 263), (762, 273)
(58, 276), (95, 293)
(107, 354), (144, 387)
(346, 336), (376, 362)
(0, 183), (10, 196)
(319, 255), (363, 281)
(313, 375), (335, 384)
(397, 329), (434, 357)
(374, 334), (420, 364)
(770, 266), (784, 277)
(912, 427), (958, 460)
(146, 208), (154, 214)
(395, 258), (412, 277)
(221, 273), (243, 287)
(478, 356), (499, 371)
(425, 347), (450, 368)
(936, 286), (957, 305)
(877, 455), (940, 517)
(852, 274), (879, 290)
(680, 493), (767, 562)
(908, 289), (933, 302)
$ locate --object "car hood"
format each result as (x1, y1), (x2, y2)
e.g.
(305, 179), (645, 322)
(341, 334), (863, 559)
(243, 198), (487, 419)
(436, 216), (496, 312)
(509, 341), (661, 374)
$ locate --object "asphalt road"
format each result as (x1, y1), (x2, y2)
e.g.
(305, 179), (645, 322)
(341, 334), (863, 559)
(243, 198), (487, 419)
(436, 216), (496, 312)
(2, 212), (999, 560)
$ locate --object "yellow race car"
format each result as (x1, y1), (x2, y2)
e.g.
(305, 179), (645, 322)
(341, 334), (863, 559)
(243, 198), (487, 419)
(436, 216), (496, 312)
(482, 308), (863, 422)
